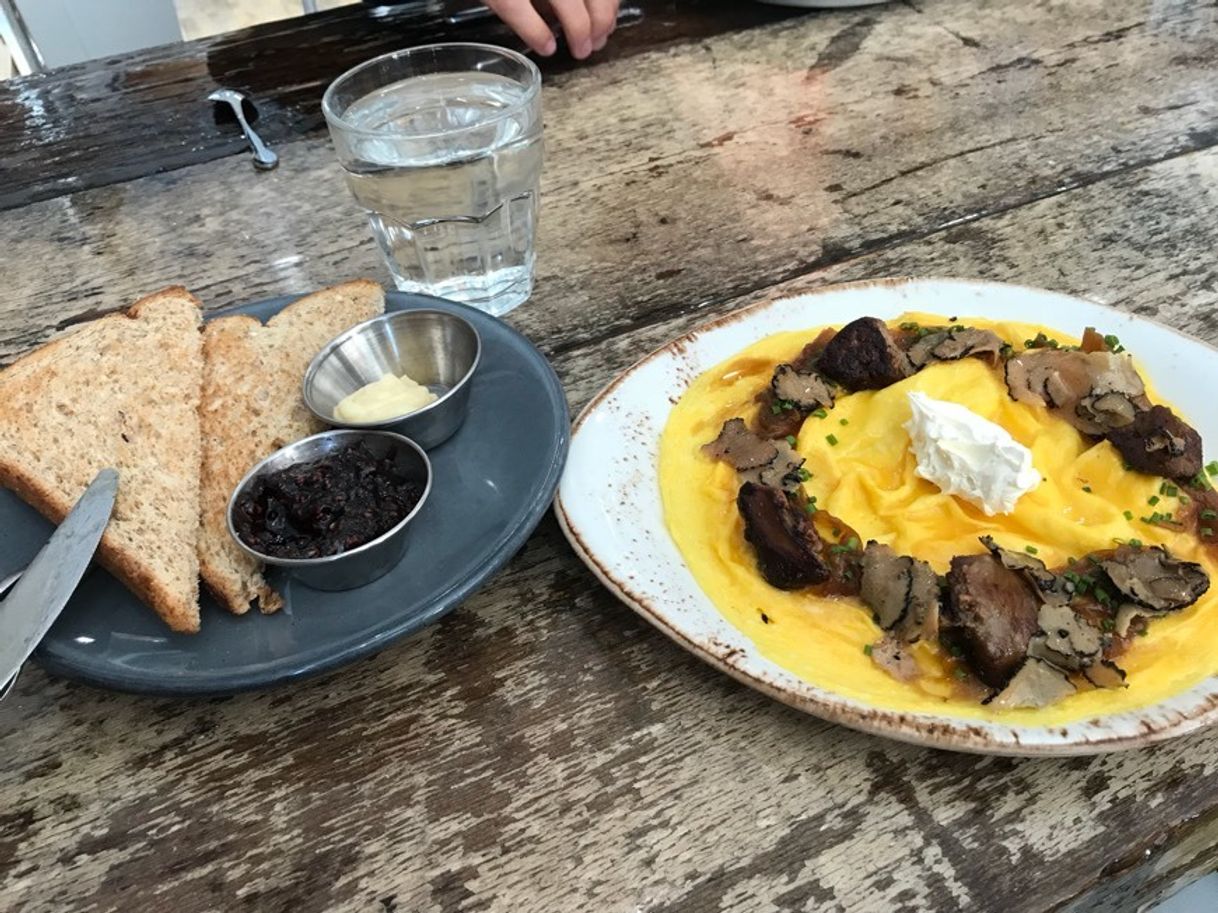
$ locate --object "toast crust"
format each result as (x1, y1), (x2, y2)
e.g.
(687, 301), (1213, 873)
(0, 286), (204, 633)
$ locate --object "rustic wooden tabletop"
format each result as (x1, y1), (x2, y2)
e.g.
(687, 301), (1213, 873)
(3, 1), (1218, 910)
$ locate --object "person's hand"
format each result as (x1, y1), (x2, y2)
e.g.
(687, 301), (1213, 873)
(483, 0), (620, 60)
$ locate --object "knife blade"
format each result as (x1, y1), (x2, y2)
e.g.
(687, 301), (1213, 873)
(0, 468), (118, 690)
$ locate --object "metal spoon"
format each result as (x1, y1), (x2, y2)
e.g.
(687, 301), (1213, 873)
(208, 88), (279, 171)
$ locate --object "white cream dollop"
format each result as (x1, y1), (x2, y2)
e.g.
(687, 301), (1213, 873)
(904, 391), (1039, 516)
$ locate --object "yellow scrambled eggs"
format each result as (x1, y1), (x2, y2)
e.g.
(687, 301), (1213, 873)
(659, 313), (1218, 724)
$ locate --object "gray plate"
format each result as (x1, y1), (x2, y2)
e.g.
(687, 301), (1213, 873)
(0, 292), (569, 696)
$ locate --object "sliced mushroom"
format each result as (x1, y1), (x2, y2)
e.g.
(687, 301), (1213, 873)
(1029, 601), (1102, 671)
(943, 553), (1041, 688)
(987, 657), (1077, 710)
(742, 439), (806, 492)
(1004, 349), (1150, 435)
(704, 418), (805, 492)
(1083, 659), (1128, 689)
(1100, 546), (1209, 612)
(979, 536), (1068, 605)
(737, 482), (830, 590)
(907, 328), (1005, 369)
(1105, 404), (1203, 481)
(771, 363), (835, 411)
(860, 541), (941, 642)
(703, 417), (776, 470)
(870, 636), (920, 683)
(817, 317), (914, 392)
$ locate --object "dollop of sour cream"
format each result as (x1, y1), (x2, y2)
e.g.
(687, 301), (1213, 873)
(904, 391), (1039, 516)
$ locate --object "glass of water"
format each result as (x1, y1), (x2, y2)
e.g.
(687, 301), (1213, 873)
(323, 44), (543, 316)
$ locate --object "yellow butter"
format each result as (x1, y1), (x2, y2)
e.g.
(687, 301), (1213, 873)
(334, 372), (437, 423)
(659, 312), (1218, 724)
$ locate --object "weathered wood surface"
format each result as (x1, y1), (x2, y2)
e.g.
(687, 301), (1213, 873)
(4, 1), (1218, 911)
(0, 0), (801, 211)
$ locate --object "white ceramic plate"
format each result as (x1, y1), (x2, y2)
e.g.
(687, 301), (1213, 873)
(555, 278), (1218, 755)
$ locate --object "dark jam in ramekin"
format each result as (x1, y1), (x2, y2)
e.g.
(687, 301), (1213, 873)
(234, 440), (424, 560)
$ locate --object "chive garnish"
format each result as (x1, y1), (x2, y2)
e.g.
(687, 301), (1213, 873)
(1024, 545), (1038, 555)
(826, 434), (839, 446)
(785, 434), (797, 446)
(812, 408), (828, 419)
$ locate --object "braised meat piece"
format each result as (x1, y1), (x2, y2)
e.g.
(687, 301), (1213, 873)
(943, 554), (1041, 688)
(817, 317), (914, 392)
(737, 482), (830, 589)
(771, 363), (835, 412)
(906, 328), (1005, 369)
(754, 388), (806, 440)
(1004, 349), (1150, 435)
(1105, 405), (1203, 481)
(791, 328), (838, 373)
(980, 536), (1067, 604)
(859, 541), (941, 641)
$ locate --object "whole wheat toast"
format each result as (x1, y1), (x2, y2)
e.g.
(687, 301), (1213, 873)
(0, 288), (204, 633)
(199, 279), (385, 614)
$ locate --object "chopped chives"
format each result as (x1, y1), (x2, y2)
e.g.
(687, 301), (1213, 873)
(1123, 510), (1134, 521)
(1082, 485), (1092, 493)
(826, 434), (839, 446)
(1180, 495), (1191, 505)
(863, 644), (873, 656)
(812, 408), (828, 419)
(1148, 495), (1160, 506)
(839, 418), (849, 426)
(781, 400), (795, 411)
(770, 403), (782, 414)
(785, 434), (797, 446)
(797, 467), (812, 481)
(1024, 545), (1038, 555)
(1204, 527), (1215, 537)
(1202, 509), (1218, 521)
(1208, 461), (1218, 477)
(1128, 538), (1143, 548)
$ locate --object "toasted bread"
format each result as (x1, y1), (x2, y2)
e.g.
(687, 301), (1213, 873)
(198, 279), (385, 614)
(0, 288), (204, 633)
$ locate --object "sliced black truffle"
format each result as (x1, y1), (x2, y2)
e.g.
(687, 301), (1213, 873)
(860, 541), (941, 641)
(737, 482), (830, 590)
(743, 439), (806, 491)
(979, 536), (1067, 605)
(1100, 546), (1209, 613)
(771, 363), (835, 411)
(907, 328), (1005, 369)
(817, 317), (914, 392)
(1026, 602), (1102, 671)
(1004, 349), (1150, 435)
(702, 417), (777, 470)
(1105, 404), (1203, 481)
(943, 553), (1041, 688)
(870, 636), (919, 682)
(987, 657), (1077, 710)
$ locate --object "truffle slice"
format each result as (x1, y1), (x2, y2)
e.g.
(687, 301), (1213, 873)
(907, 328), (1005, 369)
(1026, 602), (1102, 671)
(1100, 546), (1209, 613)
(1083, 659), (1128, 690)
(1105, 404), (1203, 481)
(1004, 349), (1150, 435)
(987, 657), (1077, 710)
(771, 363), (835, 412)
(870, 636), (920, 683)
(860, 541), (941, 641)
(817, 317), (914, 392)
(980, 536), (1068, 605)
(944, 553), (1041, 688)
(737, 482), (830, 590)
(702, 417), (777, 470)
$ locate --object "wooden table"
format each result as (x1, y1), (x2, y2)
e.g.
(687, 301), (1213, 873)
(3, 1), (1218, 910)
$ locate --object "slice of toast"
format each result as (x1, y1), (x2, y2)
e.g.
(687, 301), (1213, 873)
(0, 288), (204, 633)
(199, 279), (385, 615)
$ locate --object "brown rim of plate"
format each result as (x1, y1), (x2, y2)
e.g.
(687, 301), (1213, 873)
(554, 276), (1218, 755)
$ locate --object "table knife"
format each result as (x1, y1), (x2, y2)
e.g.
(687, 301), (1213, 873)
(0, 468), (118, 698)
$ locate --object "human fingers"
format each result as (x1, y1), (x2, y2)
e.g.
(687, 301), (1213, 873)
(586, 0), (619, 51)
(548, 0), (594, 59)
(485, 0), (557, 56)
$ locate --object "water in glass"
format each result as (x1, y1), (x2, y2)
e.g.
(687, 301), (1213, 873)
(337, 70), (542, 316)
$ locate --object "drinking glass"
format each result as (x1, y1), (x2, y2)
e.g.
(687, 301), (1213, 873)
(323, 44), (543, 316)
